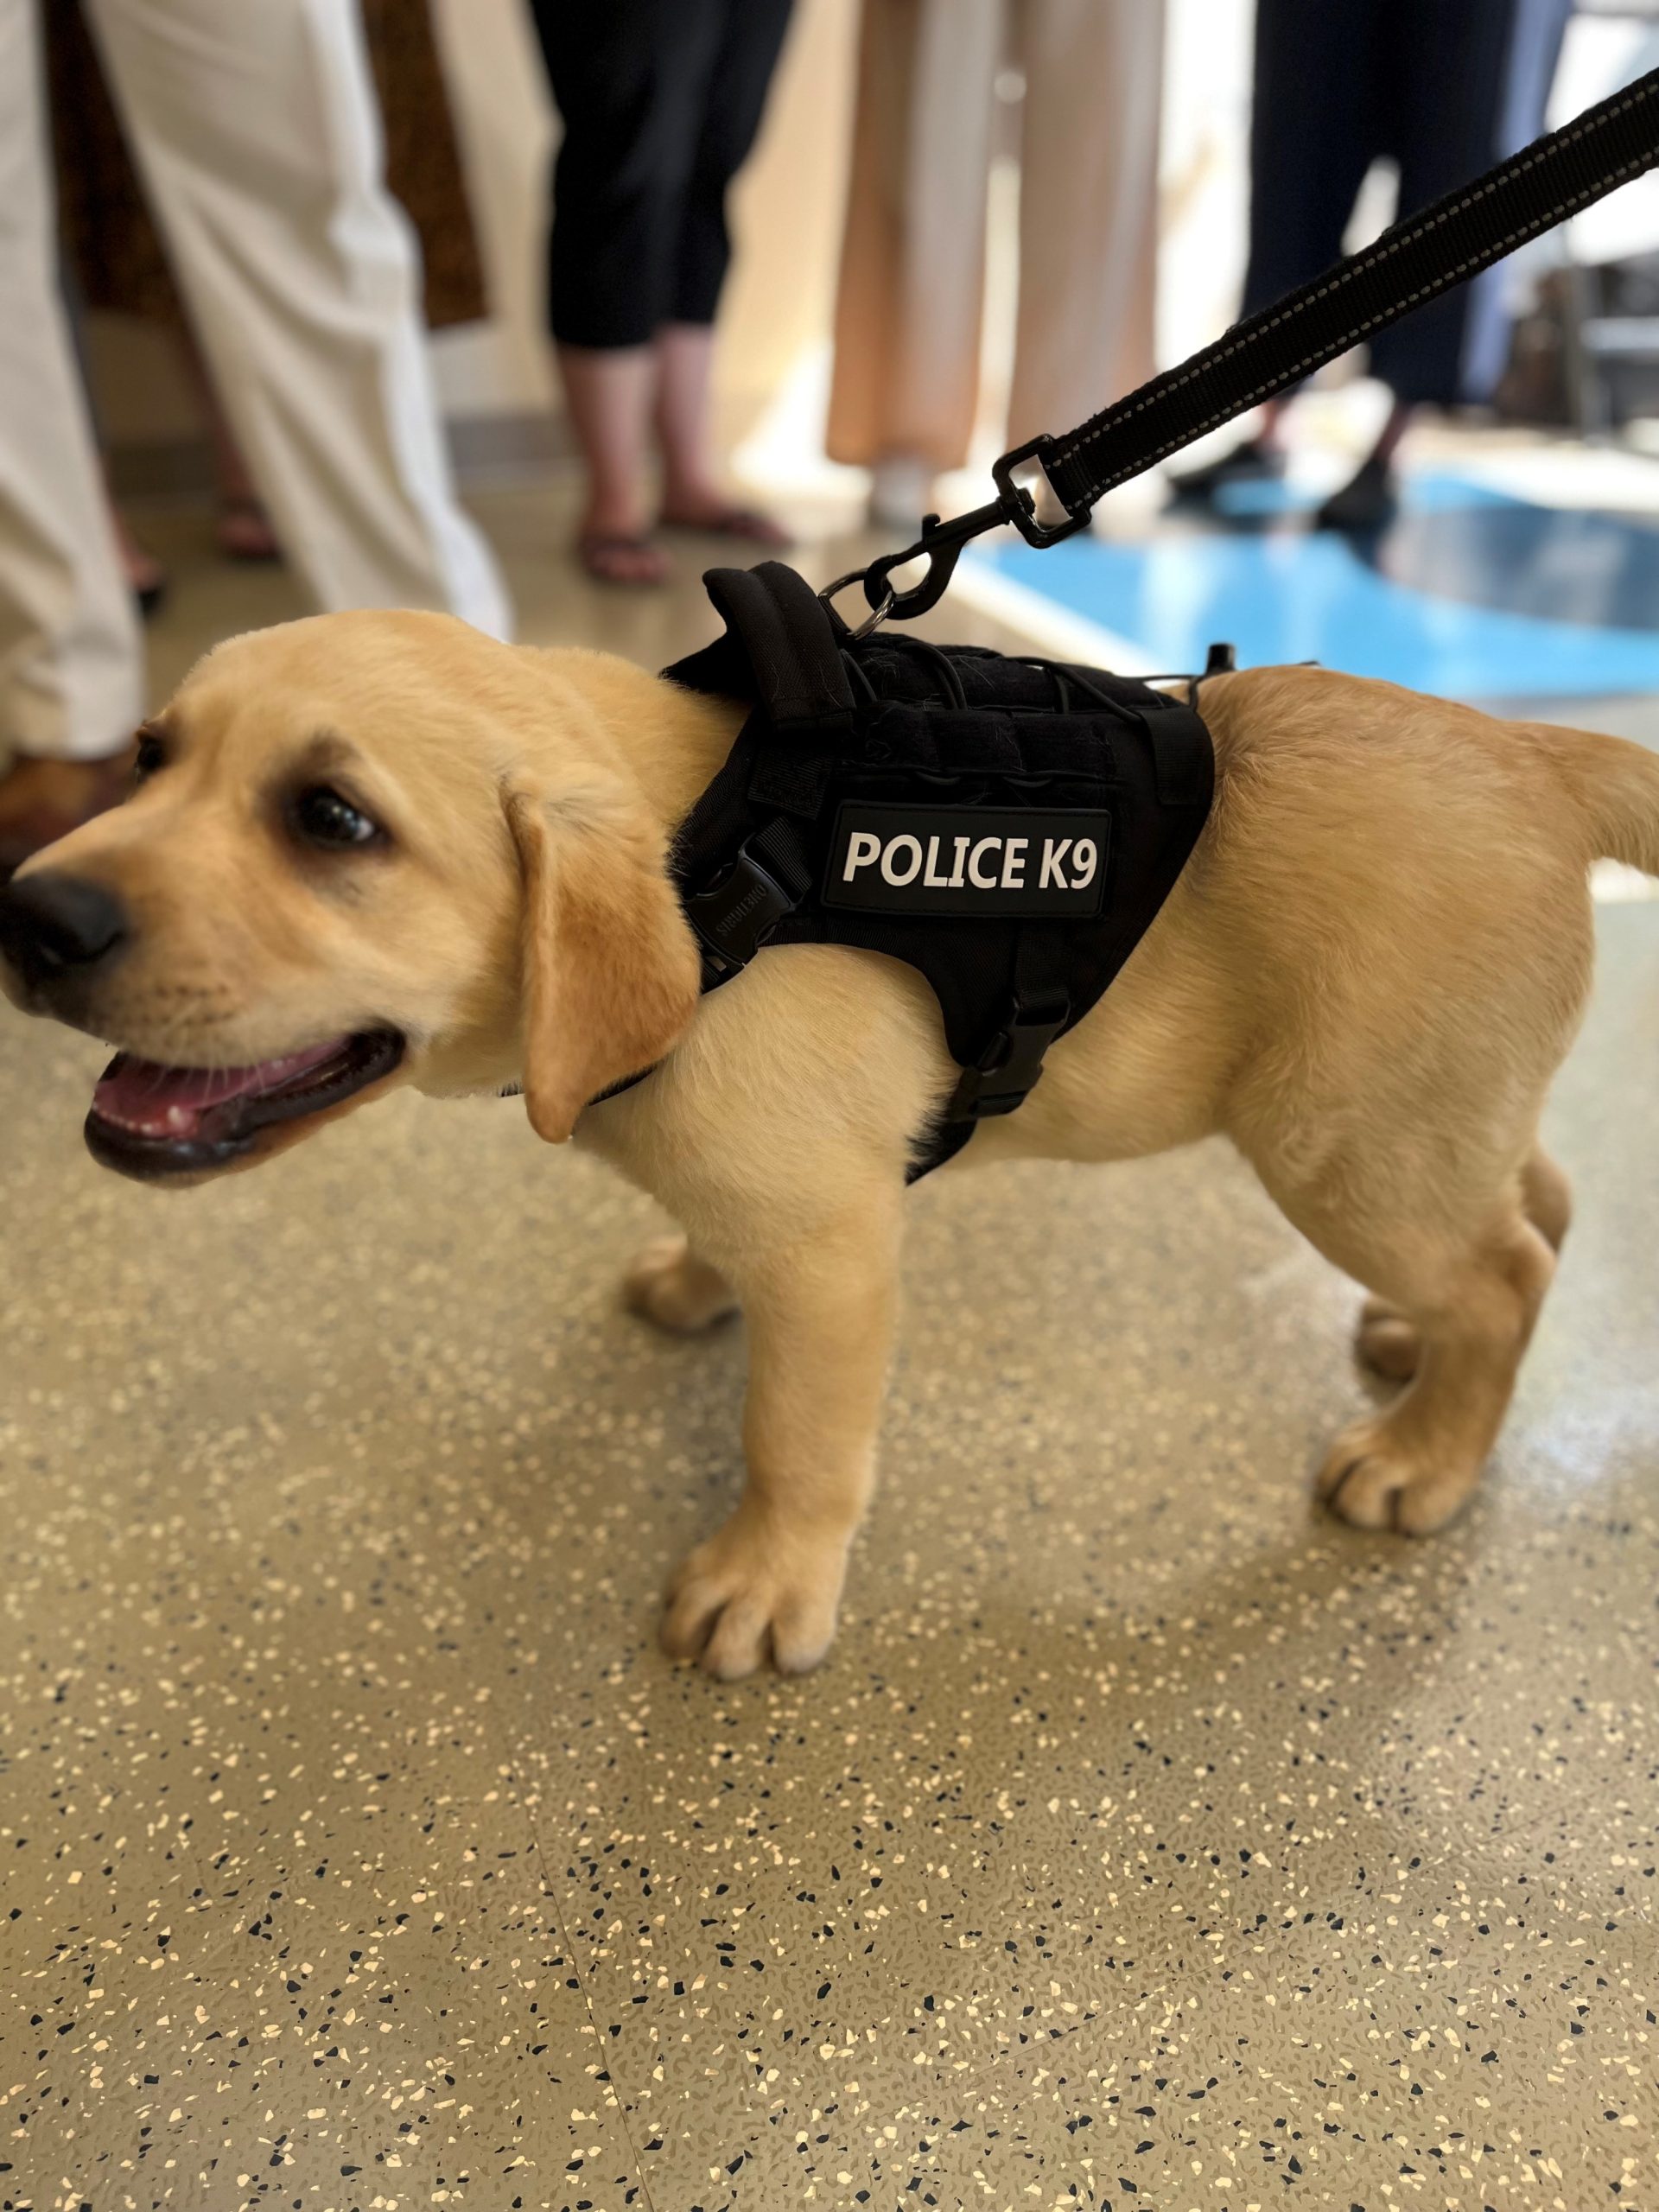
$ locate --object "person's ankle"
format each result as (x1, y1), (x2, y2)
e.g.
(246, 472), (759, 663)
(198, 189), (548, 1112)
(659, 475), (727, 518)
(582, 494), (651, 542)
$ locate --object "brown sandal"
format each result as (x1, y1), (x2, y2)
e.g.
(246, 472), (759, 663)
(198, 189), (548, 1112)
(576, 531), (672, 587)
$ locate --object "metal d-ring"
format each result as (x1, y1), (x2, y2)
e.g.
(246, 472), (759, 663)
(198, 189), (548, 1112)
(819, 569), (895, 642)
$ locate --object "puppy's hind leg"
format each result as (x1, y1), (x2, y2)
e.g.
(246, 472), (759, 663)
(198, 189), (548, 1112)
(1521, 1142), (1573, 1253)
(625, 1236), (740, 1333)
(1353, 1294), (1422, 1384)
(1353, 1141), (1571, 1384)
(1256, 1146), (1556, 1532)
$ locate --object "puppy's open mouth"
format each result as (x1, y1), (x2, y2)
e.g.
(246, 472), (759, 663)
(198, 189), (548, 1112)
(85, 1029), (404, 1179)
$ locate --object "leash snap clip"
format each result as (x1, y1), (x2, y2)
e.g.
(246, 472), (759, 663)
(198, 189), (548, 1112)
(836, 490), (1027, 632)
(823, 481), (1037, 638)
(822, 445), (1088, 636)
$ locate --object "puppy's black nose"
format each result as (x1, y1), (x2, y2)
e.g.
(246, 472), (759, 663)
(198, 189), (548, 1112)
(0, 872), (129, 993)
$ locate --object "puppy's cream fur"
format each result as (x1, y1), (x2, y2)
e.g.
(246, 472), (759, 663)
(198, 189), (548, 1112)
(14, 609), (1659, 1677)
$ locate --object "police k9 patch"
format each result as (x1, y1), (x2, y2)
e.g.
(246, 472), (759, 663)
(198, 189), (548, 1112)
(823, 802), (1112, 918)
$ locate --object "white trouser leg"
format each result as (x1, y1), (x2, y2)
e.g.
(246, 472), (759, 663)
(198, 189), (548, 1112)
(0, 0), (143, 763)
(86, 0), (512, 639)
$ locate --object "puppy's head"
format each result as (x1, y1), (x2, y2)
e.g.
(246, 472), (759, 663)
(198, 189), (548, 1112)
(0, 610), (702, 1183)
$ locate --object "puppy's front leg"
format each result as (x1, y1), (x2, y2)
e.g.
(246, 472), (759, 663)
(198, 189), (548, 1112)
(661, 1206), (899, 1680)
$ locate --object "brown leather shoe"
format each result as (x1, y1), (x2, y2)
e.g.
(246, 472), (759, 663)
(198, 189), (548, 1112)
(0, 747), (135, 880)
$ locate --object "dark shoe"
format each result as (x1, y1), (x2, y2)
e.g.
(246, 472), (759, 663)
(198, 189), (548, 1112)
(0, 748), (134, 879)
(1314, 454), (1398, 532)
(1166, 436), (1285, 504)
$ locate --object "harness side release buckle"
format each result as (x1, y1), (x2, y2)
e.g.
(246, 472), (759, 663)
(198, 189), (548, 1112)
(946, 993), (1071, 1121)
(683, 835), (801, 985)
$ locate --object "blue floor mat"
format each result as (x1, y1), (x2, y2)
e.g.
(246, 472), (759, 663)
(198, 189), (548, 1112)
(971, 471), (1659, 699)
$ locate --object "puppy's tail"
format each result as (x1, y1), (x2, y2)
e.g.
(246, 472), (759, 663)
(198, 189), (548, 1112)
(1547, 722), (1659, 875)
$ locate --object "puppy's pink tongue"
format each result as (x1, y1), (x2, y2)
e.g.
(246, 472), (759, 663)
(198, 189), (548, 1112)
(92, 1039), (346, 1138)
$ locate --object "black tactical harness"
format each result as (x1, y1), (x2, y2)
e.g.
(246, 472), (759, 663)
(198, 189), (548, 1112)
(652, 561), (1217, 1179)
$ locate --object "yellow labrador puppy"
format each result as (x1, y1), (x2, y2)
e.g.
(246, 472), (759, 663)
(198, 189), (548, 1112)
(3, 611), (1655, 1677)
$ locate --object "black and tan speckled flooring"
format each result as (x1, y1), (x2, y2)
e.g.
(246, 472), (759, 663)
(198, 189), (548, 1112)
(3, 488), (1657, 2212)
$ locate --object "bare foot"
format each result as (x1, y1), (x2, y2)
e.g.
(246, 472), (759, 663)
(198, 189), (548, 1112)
(657, 493), (791, 548)
(576, 530), (671, 586)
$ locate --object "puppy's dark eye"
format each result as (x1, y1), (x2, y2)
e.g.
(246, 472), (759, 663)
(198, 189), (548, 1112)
(133, 731), (166, 783)
(292, 785), (380, 849)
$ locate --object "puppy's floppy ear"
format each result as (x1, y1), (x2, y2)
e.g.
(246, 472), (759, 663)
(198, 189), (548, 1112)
(504, 776), (702, 1143)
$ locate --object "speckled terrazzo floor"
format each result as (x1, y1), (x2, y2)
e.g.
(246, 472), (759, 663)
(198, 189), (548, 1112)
(3, 485), (1657, 2212)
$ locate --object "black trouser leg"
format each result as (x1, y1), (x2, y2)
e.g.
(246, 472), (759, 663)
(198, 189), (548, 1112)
(1370, 0), (1516, 406)
(671, 0), (794, 327)
(1242, 0), (1519, 408)
(528, 0), (792, 349)
(1241, 0), (1387, 321)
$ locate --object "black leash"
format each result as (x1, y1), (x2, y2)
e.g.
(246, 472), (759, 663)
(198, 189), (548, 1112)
(828, 62), (1659, 630)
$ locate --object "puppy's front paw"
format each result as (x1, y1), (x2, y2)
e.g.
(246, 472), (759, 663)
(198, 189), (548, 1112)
(624, 1236), (739, 1334)
(661, 1506), (847, 1680)
(1317, 1415), (1480, 1535)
